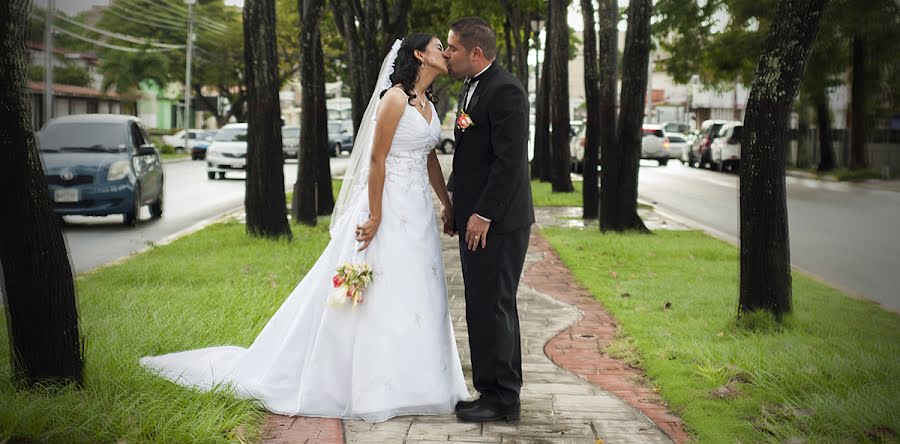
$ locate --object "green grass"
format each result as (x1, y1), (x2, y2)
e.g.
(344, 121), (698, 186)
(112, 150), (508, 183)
(0, 220), (333, 443)
(540, 227), (900, 443)
(286, 179), (343, 206)
(790, 167), (884, 182)
(530, 179), (653, 210)
(531, 179), (583, 207)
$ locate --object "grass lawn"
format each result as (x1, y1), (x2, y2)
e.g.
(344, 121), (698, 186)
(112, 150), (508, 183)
(530, 179), (652, 210)
(540, 227), (900, 443)
(0, 219), (333, 443)
(161, 153), (191, 162)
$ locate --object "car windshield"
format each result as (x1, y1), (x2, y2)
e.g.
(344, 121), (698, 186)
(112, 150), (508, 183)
(38, 122), (129, 152)
(328, 122), (343, 134)
(664, 123), (690, 134)
(708, 124), (725, 139)
(214, 127), (248, 142)
(642, 128), (664, 138)
(282, 127), (300, 138)
(669, 135), (685, 143)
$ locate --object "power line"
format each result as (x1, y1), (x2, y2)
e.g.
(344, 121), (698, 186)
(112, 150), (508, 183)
(114, 0), (227, 35)
(53, 12), (185, 49)
(100, 5), (186, 33)
(53, 26), (181, 53)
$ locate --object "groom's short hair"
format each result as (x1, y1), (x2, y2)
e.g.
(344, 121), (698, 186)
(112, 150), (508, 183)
(450, 16), (497, 60)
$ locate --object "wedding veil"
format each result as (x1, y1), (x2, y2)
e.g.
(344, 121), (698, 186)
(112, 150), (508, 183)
(329, 39), (403, 235)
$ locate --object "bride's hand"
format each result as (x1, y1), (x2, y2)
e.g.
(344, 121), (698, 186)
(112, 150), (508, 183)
(441, 205), (456, 237)
(356, 216), (381, 252)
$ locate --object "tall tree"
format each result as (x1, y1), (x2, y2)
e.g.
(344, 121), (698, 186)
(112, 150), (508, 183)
(739, 0), (828, 318)
(531, 0), (552, 182)
(313, 32), (335, 216)
(243, 0), (292, 239)
(548, 0), (573, 192)
(293, 0), (324, 226)
(330, 0), (411, 135)
(848, 35), (866, 169)
(580, 0), (600, 219)
(1, 0), (84, 386)
(601, 0), (650, 232)
(597, 0), (618, 227)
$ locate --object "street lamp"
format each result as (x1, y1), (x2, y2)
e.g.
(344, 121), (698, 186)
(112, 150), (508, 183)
(183, 0), (196, 151)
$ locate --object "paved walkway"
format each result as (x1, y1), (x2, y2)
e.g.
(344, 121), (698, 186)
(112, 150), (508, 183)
(262, 159), (685, 443)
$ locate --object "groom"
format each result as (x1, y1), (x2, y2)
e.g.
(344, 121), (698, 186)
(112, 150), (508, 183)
(442, 17), (535, 423)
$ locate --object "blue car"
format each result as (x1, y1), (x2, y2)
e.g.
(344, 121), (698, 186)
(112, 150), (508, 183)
(38, 114), (165, 226)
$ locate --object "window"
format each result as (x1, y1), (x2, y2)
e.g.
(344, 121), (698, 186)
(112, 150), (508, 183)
(668, 135), (685, 143)
(214, 127), (248, 142)
(642, 128), (664, 138)
(130, 123), (145, 148)
(38, 122), (129, 152)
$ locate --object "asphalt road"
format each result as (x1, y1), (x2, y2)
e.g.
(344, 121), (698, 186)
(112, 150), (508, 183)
(636, 161), (900, 313)
(62, 157), (350, 274)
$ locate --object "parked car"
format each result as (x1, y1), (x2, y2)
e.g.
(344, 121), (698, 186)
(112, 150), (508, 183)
(569, 123), (587, 173)
(665, 132), (691, 160)
(206, 123), (247, 180)
(164, 129), (207, 153)
(685, 119), (730, 168)
(38, 114), (164, 226)
(709, 122), (743, 171)
(641, 124), (670, 166)
(328, 121), (353, 157)
(282, 126), (300, 160)
(190, 130), (216, 160)
(662, 121), (691, 135)
(437, 126), (455, 154)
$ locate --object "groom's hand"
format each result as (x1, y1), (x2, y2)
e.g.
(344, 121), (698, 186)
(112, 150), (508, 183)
(465, 214), (490, 251)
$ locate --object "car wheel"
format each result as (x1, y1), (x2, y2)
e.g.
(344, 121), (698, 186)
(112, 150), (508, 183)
(333, 143), (342, 157)
(175, 146), (185, 154)
(441, 139), (455, 154)
(217, 172), (226, 180)
(207, 171), (216, 180)
(716, 159), (725, 172)
(659, 158), (669, 167)
(123, 187), (141, 226)
(149, 191), (164, 218)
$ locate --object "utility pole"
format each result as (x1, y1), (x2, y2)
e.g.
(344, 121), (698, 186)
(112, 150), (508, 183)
(183, 0), (196, 149)
(43, 0), (55, 127)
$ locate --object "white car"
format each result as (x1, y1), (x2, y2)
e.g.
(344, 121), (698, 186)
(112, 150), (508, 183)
(569, 124), (587, 173)
(641, 124), (670, 166)
(206, 123), (248, 180)
(709, 121), (742, 171)
(164, 129), (207, 152)
(665, 132), (691, 160)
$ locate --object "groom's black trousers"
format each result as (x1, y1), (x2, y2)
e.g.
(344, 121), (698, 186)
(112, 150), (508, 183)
(458, 224), (530, 409)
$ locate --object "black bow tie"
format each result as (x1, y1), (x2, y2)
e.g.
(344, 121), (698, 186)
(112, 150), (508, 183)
(465, 71), (485, 86)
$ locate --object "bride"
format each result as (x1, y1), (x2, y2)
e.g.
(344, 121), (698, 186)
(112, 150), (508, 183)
(140, 34), (470, 422)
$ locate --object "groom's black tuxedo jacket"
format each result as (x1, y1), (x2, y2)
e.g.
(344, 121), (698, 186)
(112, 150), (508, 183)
(447, 64), (535, 234)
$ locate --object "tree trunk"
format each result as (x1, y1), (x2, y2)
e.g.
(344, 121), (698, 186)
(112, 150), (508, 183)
(0, 0), (84, 387)
(815, 88), (836, 172)
(293, 0), (324, 226)
(581, 0), (600, 219)
(314, 34), (334, 215)
(534, 2), (553, 182)
(739, 0), (828, 319)
(602, 0), (649, 232)
(597, 0), (619, 229)
(849, 35), (866, 169)
(549, 0), (573, 192)
(331, 0), (410, 136)
(243, 0), (292, 239)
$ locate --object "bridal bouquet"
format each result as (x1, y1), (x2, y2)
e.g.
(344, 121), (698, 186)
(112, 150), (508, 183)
(327, 262), (375, 307)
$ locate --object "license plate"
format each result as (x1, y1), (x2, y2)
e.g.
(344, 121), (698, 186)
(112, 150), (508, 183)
(54, 188), (80, 202)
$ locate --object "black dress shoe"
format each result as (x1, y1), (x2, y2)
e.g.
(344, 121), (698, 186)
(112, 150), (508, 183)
(455, 402), (520, 423)
(455, 398), (480, 412)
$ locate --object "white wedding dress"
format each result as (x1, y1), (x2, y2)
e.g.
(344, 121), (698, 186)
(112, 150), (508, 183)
(140, 100), (469, 422)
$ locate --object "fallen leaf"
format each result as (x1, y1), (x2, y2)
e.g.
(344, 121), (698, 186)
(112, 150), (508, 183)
(664, 302), (672, 310)
(610, 271), (618, 279)
(716, 331), (724, 337)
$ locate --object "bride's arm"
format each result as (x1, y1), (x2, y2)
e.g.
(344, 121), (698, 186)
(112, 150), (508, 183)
(356, 89), (405, 251)
(426, 150), (451, 209)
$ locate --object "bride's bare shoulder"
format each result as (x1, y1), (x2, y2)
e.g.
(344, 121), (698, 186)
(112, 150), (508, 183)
(377, 88), (408, 118)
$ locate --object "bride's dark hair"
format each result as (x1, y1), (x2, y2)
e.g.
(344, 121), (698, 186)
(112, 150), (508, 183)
(380, 33), (440, 106)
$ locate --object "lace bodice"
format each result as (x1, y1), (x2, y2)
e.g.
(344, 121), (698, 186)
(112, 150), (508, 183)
(384, 103), (440, 194)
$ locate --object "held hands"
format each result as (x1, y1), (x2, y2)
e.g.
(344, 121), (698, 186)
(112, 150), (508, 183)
(356, 216), (381, 252)
(465, 214), (490, 251)
(441, 205), (456, 237)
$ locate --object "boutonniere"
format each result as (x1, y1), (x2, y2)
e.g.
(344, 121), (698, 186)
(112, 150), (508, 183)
(456, 111), (474, 132)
